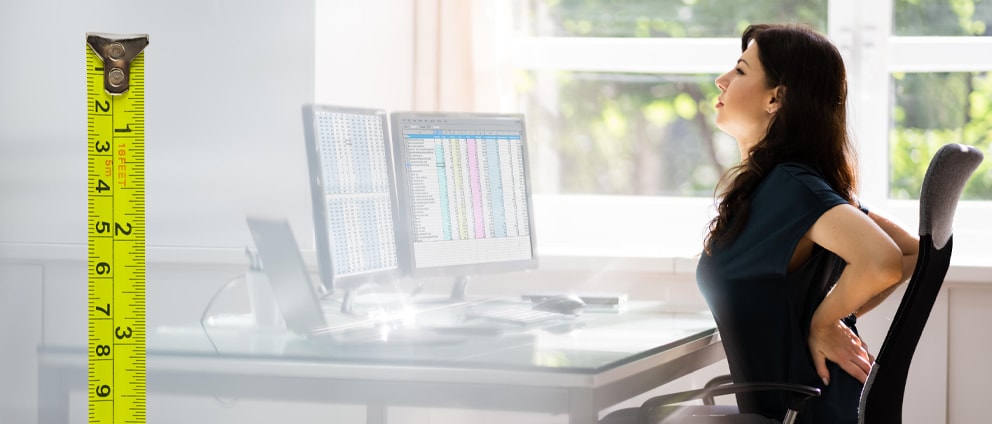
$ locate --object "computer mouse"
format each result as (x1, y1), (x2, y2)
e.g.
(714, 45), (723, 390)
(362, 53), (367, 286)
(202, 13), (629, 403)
(532, 294), (585, 315)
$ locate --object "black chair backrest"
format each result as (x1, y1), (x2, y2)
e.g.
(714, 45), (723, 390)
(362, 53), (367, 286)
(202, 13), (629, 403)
(858, 144), (984, 423)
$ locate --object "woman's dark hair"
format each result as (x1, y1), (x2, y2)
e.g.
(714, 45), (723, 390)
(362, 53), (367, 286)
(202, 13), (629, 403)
(704, 24), (858, 254)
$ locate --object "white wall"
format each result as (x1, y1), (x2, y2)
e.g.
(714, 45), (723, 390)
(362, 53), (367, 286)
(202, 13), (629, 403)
(0, 0), (316, 422)
(947, 284), (992, 422)
(0, 264), (44, 423)
(314, 0), (414, 112)
(0, 0), (316, 250)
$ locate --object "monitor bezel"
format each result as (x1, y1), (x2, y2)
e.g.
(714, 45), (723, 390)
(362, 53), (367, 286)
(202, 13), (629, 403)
(389, 111), (540, 279)
(302, 104), (403, 293)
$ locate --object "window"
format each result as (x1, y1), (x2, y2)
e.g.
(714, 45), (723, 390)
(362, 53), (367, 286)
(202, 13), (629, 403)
(508, 0), (992, 198)
(493, 0), (992, 259)
(511, 0), (828, 196)
(889, 0), (992, 200)
(520, 71), (729, 196)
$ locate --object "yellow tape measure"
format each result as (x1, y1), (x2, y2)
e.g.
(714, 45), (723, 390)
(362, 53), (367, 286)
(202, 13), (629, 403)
(86, 33), (148, 424)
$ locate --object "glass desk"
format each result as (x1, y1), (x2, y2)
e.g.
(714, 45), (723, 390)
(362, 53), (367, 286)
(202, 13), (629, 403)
(37, 301), (722, 424)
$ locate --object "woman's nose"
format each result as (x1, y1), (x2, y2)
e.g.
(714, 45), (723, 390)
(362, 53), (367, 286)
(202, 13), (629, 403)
(715, 73), (727, 91)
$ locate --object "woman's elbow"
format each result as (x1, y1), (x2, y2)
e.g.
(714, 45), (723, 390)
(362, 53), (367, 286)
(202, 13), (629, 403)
(867, 245), (905, 289)
(900, 234), (920, 257)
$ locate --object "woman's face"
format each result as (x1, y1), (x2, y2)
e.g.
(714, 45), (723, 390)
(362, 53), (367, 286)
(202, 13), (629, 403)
(714, 41), (780, 154)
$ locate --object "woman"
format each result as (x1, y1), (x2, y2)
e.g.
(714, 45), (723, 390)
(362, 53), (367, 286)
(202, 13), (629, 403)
(697, 24), (919, 422)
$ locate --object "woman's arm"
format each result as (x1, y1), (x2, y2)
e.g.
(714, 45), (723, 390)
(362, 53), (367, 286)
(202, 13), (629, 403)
(804, 204), (906, 384)
(854, 210), (919, 317)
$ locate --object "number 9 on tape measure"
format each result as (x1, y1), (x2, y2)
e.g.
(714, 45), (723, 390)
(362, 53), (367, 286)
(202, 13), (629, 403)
(86, 32), (148, 424)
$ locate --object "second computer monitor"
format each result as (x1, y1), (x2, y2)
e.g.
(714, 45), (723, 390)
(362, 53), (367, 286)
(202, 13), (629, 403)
(391, 112), (538, 298)
(302, 104), (401, 294)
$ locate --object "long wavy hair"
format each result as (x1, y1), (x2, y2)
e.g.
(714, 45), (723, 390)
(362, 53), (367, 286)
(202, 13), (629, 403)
(704, 24), (858, 254)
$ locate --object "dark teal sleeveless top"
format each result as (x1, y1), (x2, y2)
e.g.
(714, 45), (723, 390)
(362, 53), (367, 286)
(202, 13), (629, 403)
(697, 163), (863, 423)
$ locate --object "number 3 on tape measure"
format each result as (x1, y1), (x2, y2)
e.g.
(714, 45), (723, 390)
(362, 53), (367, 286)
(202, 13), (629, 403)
(86, 33), (148, 424)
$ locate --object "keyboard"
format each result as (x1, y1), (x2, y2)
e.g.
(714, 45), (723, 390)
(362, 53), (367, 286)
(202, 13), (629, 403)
(467, 307), (564, 326)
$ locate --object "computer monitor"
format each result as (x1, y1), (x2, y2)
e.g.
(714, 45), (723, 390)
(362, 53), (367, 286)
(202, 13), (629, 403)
(390, 112), (539, 300)
(302, 105), (402, 308)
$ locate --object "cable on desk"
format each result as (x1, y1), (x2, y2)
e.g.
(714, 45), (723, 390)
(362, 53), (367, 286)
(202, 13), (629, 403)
(198, 272), (246, 355)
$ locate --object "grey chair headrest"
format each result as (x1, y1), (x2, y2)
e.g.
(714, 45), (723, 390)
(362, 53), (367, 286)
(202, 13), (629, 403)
(919, 144), (984, 249)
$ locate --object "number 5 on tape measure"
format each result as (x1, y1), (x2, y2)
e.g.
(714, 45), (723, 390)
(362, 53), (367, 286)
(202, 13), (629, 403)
(86, 33), (148, 424)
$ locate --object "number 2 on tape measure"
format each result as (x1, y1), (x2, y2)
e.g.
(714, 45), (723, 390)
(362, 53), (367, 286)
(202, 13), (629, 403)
(86, 33), (148, 424)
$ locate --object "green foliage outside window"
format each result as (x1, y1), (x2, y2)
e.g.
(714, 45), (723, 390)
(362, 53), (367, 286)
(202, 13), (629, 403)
(891, 72), (992, 199)
(521, 71), (725, 196)
(515, 0), (826, 37)
(894, 0), (991, 36)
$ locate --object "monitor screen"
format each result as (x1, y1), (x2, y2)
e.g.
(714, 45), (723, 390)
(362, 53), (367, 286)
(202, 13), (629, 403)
(302, 105), (401, 292)
(390, 112), (538, 282)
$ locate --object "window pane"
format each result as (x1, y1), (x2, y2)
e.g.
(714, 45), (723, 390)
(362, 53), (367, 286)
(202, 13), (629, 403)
(890, 72), (992, 200)
(513, 0), (827, 38)
(519, 71), (734, 196)
(893, 0), (992, 36)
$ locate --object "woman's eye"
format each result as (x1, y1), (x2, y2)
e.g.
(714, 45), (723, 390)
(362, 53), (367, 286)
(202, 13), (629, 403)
(735, 67), (745, 75)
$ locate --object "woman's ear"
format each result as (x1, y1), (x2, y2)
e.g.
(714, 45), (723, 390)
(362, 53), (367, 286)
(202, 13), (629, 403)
(767, 85), (785, 114)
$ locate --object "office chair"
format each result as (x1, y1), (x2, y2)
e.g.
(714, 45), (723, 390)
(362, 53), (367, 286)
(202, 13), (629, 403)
(601, 143), (983, 424)
(858, 143), (982, 422)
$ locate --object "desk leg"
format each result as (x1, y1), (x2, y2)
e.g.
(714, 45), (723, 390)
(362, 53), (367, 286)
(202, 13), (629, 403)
(38, 364), (71, 424)
(568, 389), (597, 424)
(366, 402), (386, 424)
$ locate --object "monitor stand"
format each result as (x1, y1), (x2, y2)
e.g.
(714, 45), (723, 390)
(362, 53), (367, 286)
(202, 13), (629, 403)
(446, 275), (514, 304)
(337, 285), (421, 315)
(312, 282), (358, 315)
(340, 288), (359, 315)
(450, 275), (471, 302)
(337, 276), (476, 311)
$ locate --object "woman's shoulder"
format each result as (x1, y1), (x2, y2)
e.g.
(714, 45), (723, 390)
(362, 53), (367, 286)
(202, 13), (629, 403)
(771, 161), (821, 177)
(766, 162), (831, 191)
(755, 162), (845, 209)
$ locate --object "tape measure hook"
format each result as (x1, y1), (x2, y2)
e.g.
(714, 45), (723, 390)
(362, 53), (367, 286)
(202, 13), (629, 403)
(86, 33), (149, 95)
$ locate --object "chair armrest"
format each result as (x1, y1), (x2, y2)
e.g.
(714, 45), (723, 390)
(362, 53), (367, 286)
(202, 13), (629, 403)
(702, 374), (736, 405)
(637, 382), (821, 424)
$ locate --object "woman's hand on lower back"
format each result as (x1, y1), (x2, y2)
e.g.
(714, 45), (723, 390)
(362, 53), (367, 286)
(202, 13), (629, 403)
(808, 318), (874, 385)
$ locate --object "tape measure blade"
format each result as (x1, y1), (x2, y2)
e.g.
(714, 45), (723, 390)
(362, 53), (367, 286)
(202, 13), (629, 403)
(87, 35), (146, 424)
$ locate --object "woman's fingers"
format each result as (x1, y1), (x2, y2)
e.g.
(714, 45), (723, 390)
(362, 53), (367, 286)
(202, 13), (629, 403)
(843, 352), (872, 383)
(812, 350), (831, 385)
(809, 319), (875, 384)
